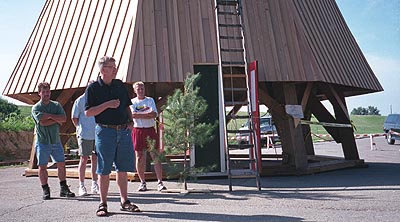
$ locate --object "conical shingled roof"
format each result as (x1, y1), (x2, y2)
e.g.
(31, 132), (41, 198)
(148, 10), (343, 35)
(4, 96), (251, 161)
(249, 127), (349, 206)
(3, 0), (382, 104)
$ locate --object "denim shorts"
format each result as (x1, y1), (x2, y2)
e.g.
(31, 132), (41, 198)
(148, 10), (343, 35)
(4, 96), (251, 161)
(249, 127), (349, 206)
(95, 125), (135, 175)
(35, 143), (65, 166)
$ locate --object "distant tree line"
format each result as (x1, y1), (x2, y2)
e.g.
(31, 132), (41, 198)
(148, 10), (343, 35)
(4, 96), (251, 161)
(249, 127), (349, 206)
(351, 106), (380, 116)
(0, 98), (20, 120)
(0, 98), (34, 131)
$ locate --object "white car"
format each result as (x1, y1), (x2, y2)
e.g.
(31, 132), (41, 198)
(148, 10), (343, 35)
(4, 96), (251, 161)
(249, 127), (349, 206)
(236, 116), (280, 146)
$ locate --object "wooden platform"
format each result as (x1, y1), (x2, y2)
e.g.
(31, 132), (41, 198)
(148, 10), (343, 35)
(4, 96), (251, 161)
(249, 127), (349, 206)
(260, 155), (366, 176)
(23, 161), (159, 182)
(23, 154), (367, 180)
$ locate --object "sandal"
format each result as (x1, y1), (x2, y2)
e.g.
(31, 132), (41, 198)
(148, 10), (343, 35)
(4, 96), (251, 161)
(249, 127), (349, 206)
(120, 200), (140, 212)
(96, 203), (108, 217)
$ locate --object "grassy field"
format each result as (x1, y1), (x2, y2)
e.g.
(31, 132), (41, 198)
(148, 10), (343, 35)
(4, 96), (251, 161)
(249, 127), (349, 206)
(17, 105), (386, 135)
(227, 112), (386, 135)
(18, 105), (32, 117)
(310, 115), (386, 135)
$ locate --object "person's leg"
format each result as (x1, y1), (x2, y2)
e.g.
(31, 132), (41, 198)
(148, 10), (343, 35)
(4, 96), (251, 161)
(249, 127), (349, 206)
(56, 162), (67, 181)
(38, 165), (48, 185)
(78, 156), (89, 183)
(77, 137), (91, 187)
(78, 155), (89, 196)
(91, 153), (98, 181)
(114, 128), (139, 212)
(36, 143), (51, 199)
(36, 143), (50, 185)
(150, 150), (167, 191)
(150, 150), (163, 182)
(135, 150), (146, 183)
(98, 174), (109, 204)
(116, 172), (128, 203)
(51, 143), (67, 182)
(51, 143), (75, 197)
(95, 125), (117, 203)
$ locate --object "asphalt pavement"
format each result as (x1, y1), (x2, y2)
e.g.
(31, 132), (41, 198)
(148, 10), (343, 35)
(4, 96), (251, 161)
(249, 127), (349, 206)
(0, 136), (399, 222)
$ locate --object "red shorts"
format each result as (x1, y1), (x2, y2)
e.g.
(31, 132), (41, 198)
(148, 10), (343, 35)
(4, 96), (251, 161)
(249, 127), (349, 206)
(132, 127), (158, 151)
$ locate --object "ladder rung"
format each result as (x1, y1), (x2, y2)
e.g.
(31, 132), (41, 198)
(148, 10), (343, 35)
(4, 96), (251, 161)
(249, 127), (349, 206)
(222, 73), (245, 78)
(221, 48), (244, 52)
(230, 169), (257, 178)
(225, 101), (248, 106)
(219, 35), (243, 40)
(223, 87), (247, 91)
(219, 24), (242, 28)
(218, 11), (238, 15)
(222, 61), (245, 65)
(222, 64), (246, 68)
(230, 158), (256, 163)
(227, 144), (254, 149)
(227, 129), (252, 134)
(226, 115), (250, 120)
(217, 0), (238, 6)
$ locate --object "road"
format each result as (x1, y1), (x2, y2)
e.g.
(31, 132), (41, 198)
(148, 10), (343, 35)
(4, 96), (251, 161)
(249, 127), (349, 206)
(0, 136), (399, 221)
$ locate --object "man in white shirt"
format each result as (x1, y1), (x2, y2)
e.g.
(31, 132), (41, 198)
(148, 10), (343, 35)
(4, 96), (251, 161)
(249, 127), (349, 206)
(131, 81), (166, 192)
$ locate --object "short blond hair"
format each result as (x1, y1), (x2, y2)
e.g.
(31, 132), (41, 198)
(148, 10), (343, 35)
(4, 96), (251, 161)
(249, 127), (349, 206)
(133, 81), (144, 89)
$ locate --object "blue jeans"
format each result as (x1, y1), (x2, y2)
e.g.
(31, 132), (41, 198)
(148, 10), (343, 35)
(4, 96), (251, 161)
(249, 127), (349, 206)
(35, 143), (65, 166)
(95, 125), (135, 175)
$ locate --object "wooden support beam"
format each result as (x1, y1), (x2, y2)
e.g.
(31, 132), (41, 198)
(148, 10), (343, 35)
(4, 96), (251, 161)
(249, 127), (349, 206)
(324, 85), (359, 160)
(295, 83), (315, 155)
(281, 84), (308, 171)
(326, 85), (349, 119)
(27, 134), (38, 170)
(258, 85), (287, 120)
(302, 110), (315, 155)
(308, 93), (341, 142)
(301, 82), (313, 113)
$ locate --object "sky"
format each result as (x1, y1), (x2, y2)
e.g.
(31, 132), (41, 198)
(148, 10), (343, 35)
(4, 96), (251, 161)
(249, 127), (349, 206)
(0, 0), (399, 116)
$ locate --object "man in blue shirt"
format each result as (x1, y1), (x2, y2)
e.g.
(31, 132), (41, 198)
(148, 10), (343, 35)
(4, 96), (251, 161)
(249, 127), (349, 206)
(85, 56), (139, 216)
(32, 82), (75, 200)
(71, 88), (98, 196)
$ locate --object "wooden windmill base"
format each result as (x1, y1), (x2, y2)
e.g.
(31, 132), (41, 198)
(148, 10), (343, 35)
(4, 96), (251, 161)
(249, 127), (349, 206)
(23, 154), (366, 180)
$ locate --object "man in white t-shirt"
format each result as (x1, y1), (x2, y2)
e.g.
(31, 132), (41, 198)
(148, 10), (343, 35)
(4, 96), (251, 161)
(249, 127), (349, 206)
(130, 81), (166, 192)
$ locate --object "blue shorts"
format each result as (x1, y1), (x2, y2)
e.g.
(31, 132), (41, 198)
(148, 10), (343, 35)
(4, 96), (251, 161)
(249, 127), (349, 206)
(95, 125), (135, 175)
(35, 143), (66, 166)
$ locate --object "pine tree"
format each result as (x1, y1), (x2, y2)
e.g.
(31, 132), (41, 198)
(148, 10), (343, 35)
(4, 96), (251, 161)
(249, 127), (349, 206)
(162, 73), (215, 190)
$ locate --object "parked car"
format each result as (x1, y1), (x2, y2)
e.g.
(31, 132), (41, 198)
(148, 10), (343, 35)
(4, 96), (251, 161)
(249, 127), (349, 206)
(383, 114), (400, 145)
(236, 116), (280, 146)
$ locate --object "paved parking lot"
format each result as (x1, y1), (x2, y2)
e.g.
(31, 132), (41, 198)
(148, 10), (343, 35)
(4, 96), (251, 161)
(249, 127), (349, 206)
(0, 136), (399, 221)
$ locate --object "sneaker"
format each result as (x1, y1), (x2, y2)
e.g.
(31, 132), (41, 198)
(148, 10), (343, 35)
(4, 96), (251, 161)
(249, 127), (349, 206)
(78, 186), (88, 196)
(60, 185), (76, 198)
(42, 186), (51, 200)
(91, 183), (99, 194)
(157, 182), (167, 191)
(137, 182), (147, 192)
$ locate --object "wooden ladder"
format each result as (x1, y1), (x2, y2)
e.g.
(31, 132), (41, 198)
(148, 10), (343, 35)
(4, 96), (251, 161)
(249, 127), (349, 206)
(215, 0), (261, 191)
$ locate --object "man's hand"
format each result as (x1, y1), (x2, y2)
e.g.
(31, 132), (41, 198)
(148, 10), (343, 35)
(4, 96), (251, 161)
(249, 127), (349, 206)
(126, 121), (134, 130)
(107, 99), (120, 109)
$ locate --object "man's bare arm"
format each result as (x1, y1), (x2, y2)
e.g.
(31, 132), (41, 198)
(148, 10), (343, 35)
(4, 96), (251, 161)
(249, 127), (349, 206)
(131, 111), (157, 119)
(71, 117), (79, 127)
(85, 99), (120, 117)
(40, 113), (66, 126)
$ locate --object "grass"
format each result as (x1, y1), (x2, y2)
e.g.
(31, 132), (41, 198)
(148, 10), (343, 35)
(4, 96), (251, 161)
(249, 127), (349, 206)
(310, 115), (386, 135)
(18, 105), (32, 117)
(227, 112), (386, 141)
